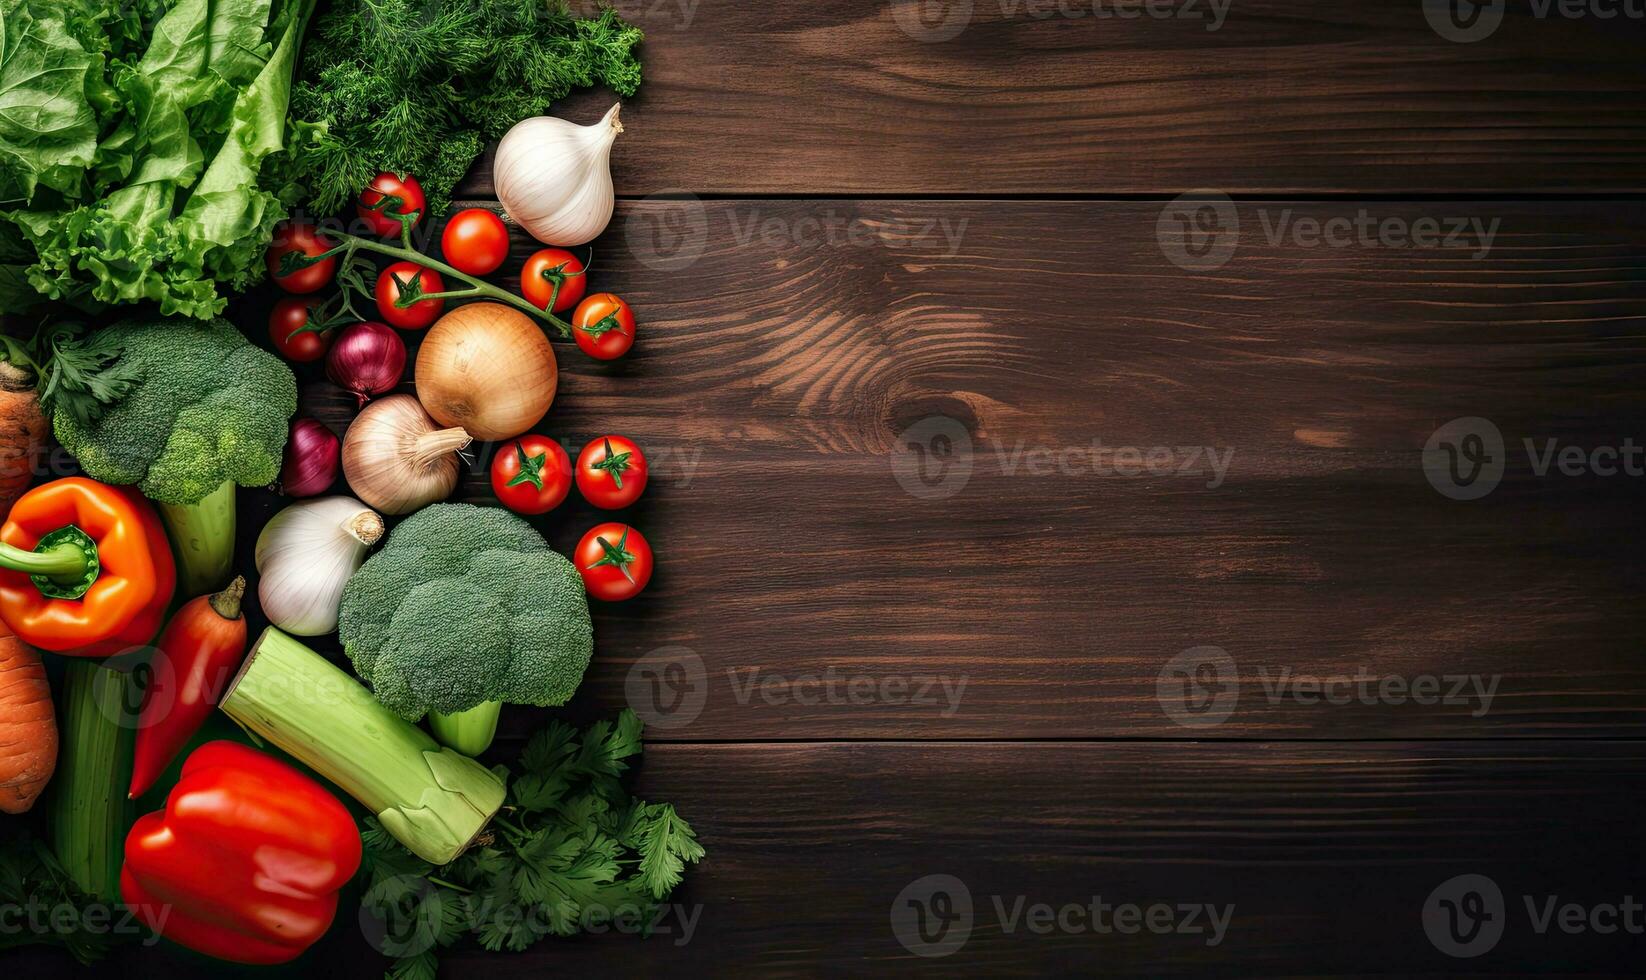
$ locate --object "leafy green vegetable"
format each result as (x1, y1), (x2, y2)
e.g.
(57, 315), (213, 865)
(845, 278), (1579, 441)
(289, 0), (642, 215)
(0, 0), (317, 319)
(0, 831), (140, 964)
(358, 711), (705, 980)
(339, 504), (594, 747)
(48, 316), (297, 504)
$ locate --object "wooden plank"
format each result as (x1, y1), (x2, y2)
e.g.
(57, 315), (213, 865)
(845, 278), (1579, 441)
(455, 0), (1646, 196)
(27, 741), (1646, 976)
(243, 198), (1646, 740)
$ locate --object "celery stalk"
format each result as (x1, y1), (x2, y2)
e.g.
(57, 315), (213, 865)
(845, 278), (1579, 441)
(428, 702), (502, 756)
(220, 628), (505, 865)
(157, 480), (236, 599)
(49, 660), (135, 903)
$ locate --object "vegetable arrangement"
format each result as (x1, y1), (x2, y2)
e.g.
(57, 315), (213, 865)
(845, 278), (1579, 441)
(0, 1), (691, 974)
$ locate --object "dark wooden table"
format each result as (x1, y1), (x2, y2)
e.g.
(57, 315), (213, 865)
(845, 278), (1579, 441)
(31, 1), (1646, 976)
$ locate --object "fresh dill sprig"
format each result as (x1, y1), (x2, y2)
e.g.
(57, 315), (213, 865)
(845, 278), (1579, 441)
(287, 0), (643, 216)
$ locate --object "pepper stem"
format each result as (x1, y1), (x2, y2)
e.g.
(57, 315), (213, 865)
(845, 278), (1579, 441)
(0, 541), (87, 578)
(0, 526), (100, 600)
(209, 576), (247, 621)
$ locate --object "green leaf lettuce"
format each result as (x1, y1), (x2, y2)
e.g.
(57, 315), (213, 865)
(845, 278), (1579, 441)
(0, 0), (316, 318)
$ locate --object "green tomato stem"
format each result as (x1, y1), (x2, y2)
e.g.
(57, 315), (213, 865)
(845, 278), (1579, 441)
(333, 232), (572, 339)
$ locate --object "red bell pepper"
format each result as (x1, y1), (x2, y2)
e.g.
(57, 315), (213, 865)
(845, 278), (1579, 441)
(128, 577), (249, 798)
(122, 741), (363, 965)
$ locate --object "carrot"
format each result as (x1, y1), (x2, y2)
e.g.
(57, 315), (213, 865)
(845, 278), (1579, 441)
(0, 359), (48, 517)
(0, 620), (57, 813)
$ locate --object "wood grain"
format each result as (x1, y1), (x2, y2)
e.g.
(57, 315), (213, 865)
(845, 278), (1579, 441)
(249, 198), (1646, 741)
(25, 741), (1646, 976)
(454, 0), (1646, 196)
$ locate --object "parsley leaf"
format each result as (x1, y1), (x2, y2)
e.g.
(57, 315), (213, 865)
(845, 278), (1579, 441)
(359, 710), (704, 979)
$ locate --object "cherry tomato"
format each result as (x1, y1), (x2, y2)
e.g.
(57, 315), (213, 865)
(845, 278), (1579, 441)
(571, 293), (635, 361)
(375, 261), (445, 330)
(491, 436), (572, 515)
(575, 523), (653, 602)
(358, 172), (426, 238)
(521, 247), (587, 314)
(576, 435), (647, 509)
(268, 297), (332, 363)
(442, 208), (510, 276)
(265, 222), (336, 294)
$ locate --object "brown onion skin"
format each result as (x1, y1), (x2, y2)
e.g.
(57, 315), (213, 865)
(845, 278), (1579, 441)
(327, 321), (407, 407)
(280, 418), (341, 497)
(416, 303), (557, 442)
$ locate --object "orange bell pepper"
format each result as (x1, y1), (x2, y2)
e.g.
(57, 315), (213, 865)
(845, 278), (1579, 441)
(0, 477), (176, 657)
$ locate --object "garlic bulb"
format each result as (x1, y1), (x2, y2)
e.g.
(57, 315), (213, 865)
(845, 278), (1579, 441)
(494, 102), (622, 246)
(342, 395), (472, 515)
(255, 497), (384, 636)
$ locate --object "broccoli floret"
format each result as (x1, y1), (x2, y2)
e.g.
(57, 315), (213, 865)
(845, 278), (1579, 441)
(51, 318), (298, 505)
(338, 504), (594, 723)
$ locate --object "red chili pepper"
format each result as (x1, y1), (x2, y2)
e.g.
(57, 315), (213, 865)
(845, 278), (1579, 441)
(128, 578), (248, 799)
(122, 741), (362, 965)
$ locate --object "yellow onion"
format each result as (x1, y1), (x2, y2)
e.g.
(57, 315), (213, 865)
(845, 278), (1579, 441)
(341, 395), (471, 515)
(416, 302), (557, 442)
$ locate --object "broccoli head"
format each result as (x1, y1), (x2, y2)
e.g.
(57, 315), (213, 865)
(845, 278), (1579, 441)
(339, 504), (594, 720)
(51, 318), (298, 505)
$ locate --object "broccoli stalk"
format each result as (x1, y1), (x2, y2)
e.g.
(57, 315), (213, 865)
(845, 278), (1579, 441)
(428, 702), (503, 757)
(339, 505), (594, 757)
(156, 481), (237, 599)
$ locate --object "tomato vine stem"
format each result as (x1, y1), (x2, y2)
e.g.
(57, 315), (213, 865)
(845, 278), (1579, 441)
(293, 231), (572, 339)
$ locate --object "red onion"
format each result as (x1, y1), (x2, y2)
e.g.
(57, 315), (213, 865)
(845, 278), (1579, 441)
(326, 321), (407, 407)
(280, 418), (340, 497)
